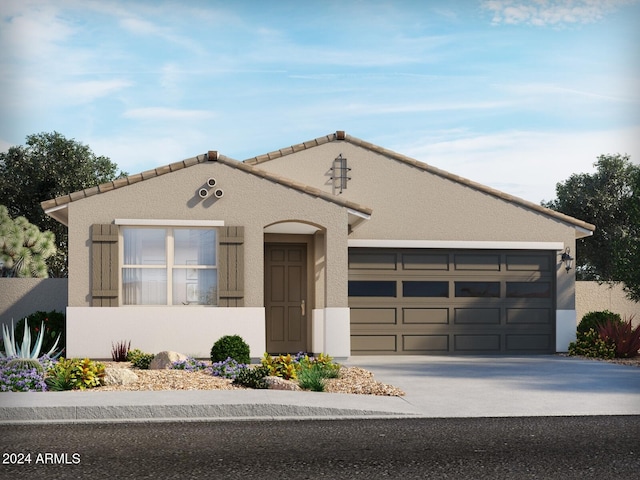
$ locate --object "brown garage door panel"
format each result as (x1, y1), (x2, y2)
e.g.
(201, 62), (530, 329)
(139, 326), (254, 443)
(506, 308), (552, 324)
(454, 308), (501, 324)
(403, 308), (449, 324)
(506, 255), (551, 271)
(351, 308), (397, 325)
(351, 335), (397, 352)
(403, 335), (449, 352)
(454, 254), (501, 271)
(402, 253), (449, 270)
(454, 334), (501, 351)
(348, 248), (555, 355)
(349, 252), (397, 270)
(506, 334), (552, 351)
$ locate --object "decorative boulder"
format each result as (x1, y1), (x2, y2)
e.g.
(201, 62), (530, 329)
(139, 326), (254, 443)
(149, 351), (188, 370)
(264, 376), (301, 391)
(102, 368), (139, 386)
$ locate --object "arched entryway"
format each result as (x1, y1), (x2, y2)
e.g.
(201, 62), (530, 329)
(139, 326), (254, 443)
(263, 221), (324, 354)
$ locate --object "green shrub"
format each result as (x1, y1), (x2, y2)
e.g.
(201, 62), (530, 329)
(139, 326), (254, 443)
(568, 329), (616, 359)
(261, 353), (298, 379)
(261, 352), (341, 383)
(297, 363), (327, 392)
(127, 349), (154, 369)
(15, 311), (65, 357)
(233, 365), (270, 389)
(597, 316), (640, 358)
(210, 335), (250, 364)
(578, 310), (623, 335)
(301, 353), (340, 379)
(45, 357), (105, 391)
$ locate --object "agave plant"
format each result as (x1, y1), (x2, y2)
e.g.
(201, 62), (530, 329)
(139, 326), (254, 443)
(0, 319), (61, 359)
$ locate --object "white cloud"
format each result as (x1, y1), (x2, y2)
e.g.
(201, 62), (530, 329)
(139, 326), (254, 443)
(0, 0), (73, 60)
(85, 127), (216, 175)
(397, 125), (640, 203)
(62, 80), (132, 104)
(117, 15), (207, 56)
(481, 0), (639, 27)
(123, 107), (215, 121)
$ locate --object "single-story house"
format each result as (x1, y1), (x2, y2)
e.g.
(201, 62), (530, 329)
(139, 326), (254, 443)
(41, 131), (595, 359)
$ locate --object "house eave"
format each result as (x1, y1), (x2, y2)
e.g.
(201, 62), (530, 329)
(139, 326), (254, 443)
(43, 203), (69, 226)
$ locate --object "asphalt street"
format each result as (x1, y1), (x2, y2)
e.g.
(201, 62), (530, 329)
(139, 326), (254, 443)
(2, 416), (639, 479)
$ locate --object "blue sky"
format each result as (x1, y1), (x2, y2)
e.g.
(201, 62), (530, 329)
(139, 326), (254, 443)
(1, 0), (638, 204)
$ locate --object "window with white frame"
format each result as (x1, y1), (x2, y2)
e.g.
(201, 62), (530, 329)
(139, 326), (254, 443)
(121, 227), (217, 305)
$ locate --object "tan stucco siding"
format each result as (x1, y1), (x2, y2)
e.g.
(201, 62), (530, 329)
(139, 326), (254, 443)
(250, 141), (580, 311)
(251, 141), (575, 242)
(66, 161), (350, 308)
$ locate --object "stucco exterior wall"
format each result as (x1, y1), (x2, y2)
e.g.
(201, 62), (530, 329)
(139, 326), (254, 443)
(0, 278), (68, 332)
(251, 141), (580, 312)
(65, 159), (350, 309)
(251, 141), (575, 243)
(576, 282), (639, 326)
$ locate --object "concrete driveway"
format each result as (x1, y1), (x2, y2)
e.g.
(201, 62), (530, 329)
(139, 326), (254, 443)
(1, 355), (638, 423)
(344, 355), (640, 417)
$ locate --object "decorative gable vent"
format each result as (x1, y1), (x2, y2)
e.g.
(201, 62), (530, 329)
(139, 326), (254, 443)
(330, 154), (350, 194)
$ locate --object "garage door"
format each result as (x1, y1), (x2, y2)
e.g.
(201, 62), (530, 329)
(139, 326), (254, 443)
(349, 249), (555, 355)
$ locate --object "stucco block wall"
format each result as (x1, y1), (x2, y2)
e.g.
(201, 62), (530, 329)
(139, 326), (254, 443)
(0, 278), (68, 331)
(576, 282), (639, 326)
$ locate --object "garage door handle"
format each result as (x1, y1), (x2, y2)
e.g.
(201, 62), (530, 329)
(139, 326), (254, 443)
(301, 300), (305, 317)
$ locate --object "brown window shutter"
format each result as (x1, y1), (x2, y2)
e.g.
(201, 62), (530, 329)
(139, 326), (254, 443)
(218, 226), (244, 307)
(91, 224), (119, 306)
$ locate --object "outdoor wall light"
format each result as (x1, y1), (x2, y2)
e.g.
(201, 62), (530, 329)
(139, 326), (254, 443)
(561, 247), (574, 272)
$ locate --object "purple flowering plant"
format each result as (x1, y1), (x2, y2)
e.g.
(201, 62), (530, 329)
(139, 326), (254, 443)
(170, 357), (210, 372)
(0, 355), (56, 392)
(210, 357), (247, 379)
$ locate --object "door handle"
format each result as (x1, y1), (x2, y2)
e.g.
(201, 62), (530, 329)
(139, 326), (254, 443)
(301, 300), (305, 317)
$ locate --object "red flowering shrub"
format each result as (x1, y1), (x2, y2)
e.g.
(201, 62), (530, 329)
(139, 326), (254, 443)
(597, 316), (640, 358)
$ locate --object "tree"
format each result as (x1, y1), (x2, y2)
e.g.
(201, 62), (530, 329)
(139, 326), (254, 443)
(543, 154), (640, 301)
(0, 132), (126, 277)
(0, 205), (56, 278)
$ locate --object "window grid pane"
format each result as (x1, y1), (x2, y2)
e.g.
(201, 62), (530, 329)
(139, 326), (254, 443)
(173, 268), (217, 305)
(174, 229), (216, 266)
(348, 281), (396, 297)
(403, 281), (449, 298)
(122, 268), (167, 305)
(122, 227), (217, 305)
(123, 228), (166, 265)
(455, 281), (500, 298)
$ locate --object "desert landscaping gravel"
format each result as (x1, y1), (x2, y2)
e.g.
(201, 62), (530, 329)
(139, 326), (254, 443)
(95, 362), (406, 396)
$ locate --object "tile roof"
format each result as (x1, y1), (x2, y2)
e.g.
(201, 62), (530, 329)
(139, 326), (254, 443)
(40, 148), (372, 219)
(244, 131), (596, 234)
(40, 130), (594, 234)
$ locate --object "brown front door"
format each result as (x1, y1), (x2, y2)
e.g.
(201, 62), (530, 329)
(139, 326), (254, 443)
(265, 243), (307, 354)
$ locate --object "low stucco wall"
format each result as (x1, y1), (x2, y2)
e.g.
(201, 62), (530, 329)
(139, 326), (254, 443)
(66, 306), (266, 359)
(0, 278), (68, 331)
(576, 282), (639, 326)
